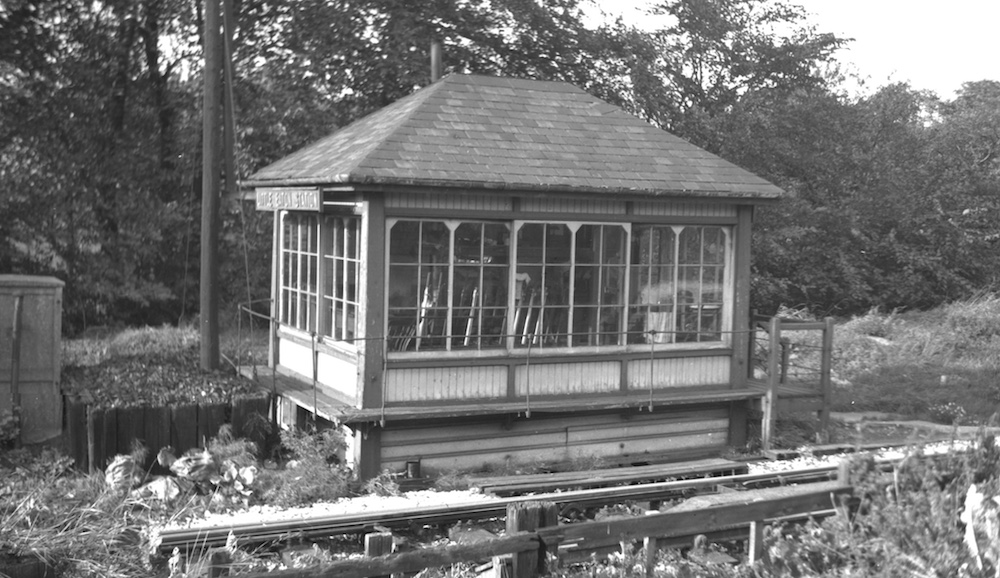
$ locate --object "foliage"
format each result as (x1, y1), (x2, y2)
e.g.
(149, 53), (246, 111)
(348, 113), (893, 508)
(255, 427), (353, 507)
(0, 448), (149, 577)
(832, 294), (1000, 422)
(61, 333), (259, 407)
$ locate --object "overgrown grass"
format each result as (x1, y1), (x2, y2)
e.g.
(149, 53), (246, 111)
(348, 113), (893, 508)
(832, 293), (1000, 423)
(64, 324), (200, 367)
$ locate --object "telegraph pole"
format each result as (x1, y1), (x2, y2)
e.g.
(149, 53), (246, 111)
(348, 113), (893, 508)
(200, 0), (221, 370)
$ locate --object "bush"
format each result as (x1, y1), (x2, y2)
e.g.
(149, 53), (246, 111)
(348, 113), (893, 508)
(256, 428), (352, 507)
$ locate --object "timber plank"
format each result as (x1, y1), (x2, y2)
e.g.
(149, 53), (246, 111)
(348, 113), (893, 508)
(65, 400), (87, 470)
(197, 402), (228, 447)
(473, 458), (747, 494)
(99, 407), (116, 469)
(115, 407), (133, 458)
(144, 405), (171, 471)
(541, 481), (851, 551)
(171, 404), (198, 453)
(239, 533), (540, 578)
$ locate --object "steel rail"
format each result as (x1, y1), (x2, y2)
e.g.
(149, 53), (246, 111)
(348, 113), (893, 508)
(154, 444), (969, 553)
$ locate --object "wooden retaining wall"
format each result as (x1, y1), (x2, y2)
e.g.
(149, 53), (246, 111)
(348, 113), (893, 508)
(379, 404), (730, 474)
(64, 395), (271, 473)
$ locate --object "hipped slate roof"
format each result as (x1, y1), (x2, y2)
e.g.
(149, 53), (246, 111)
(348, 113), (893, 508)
(246, 74), (785, 200)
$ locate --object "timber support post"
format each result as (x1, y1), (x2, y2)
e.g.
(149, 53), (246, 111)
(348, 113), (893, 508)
(505, 501), (558, 578)
(762, 316), (781, 451)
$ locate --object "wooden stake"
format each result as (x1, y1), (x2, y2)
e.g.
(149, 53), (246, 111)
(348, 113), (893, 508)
(748, 520), (765, 564)
(365, 532), (395, 578)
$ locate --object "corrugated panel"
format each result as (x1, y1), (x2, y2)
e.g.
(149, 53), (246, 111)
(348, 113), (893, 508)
(519, 197), (627, 214)
(631, 202), (736, 218)
(379, 406), (729, 473)
(627, 356), (731, 389)
(384, 365), (508, 402)
(386, 191), (512, 211)
(513, 361), (620, 396)
(316, 352), (358, 399)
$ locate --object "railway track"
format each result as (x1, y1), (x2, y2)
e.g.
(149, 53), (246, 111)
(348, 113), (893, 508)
(152, 438), (976, 554)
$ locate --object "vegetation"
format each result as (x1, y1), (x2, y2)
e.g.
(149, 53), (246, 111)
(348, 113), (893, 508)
(831, 293), (1000, 424)
(62, 325), (258, 407)
(0, 296), (999, 574)
(3, 0), (998, 331)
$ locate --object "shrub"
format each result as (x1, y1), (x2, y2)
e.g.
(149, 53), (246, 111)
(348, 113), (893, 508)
(255, 428), (352, 507)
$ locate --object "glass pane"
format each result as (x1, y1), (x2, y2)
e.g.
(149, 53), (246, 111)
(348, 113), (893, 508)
(543, 265), (569, 306)
(598, 305), (623, 344)
(322, 217), (335, 258)
(626, 305), (648, 344)
(344, 217), (357, 258)
(307, 216), (318, 253)
(517, 223), (544, 264)
(481, 267), (508, 308)
(451, 304), (476, 348)
(603, 265), (625, 307)
(306, 255), (317, 293)
(454, 223), (483, 263)
(702, 266), (723, 303)
(480, 307), (507, 346)
(678, 265), (700, 304)
(417, 265), (449, 310)
(575, 225), (599, 264)
(416, 305), (448, 350)
(452, 266), (480, 308)
(703, 227), (724, 264)
(679, 227), (702, 263)
(545, 224), (571, 264)
(538, 306), (568, 346)
(603, 225), (626, 264)
(345, 303), (357, 340)
(572, 306), (599, 345)
(483, 223), (510, 264)
(655, 228), (675, 265)
(421, 221), (449, 264)
(387, 308), (418, 351)
(574, 266), (599, 305)
(390, 221), (420, 263)
(388, 265), (418, 308)
(629, 267), (649, 305)
(346, 261), (357, 302)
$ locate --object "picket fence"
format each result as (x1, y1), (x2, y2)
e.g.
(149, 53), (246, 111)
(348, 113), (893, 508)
(64, 394), (272, 473)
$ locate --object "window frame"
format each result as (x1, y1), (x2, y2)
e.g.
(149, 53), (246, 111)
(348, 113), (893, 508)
(385, 218), (512, 353)
(385, 218), (735, 358)
(278, 210), (362, 348)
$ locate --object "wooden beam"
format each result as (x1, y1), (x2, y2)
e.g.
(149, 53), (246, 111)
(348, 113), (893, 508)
(360, 194), (387, 410)
(762, 317), (781, 451)
(729, 205), (753, 388)
(239, 532), (541, 578)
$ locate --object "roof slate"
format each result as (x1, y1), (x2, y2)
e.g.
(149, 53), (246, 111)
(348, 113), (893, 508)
(246, 74), (785, 200)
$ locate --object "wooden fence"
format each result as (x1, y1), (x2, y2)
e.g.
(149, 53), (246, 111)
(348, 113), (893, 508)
(64, 394), (271, 473)
(222, 479), (852, 578)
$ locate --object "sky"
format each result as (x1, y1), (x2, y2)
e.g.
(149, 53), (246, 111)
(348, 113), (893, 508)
(592, 0), (1000, 100)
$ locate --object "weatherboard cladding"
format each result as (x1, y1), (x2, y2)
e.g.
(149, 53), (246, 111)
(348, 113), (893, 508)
(247, 74), (785, 199)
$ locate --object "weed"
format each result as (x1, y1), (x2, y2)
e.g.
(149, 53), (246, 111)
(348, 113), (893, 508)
(363, 470), (402, 497)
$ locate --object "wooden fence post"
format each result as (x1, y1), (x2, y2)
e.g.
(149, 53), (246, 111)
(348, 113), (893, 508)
(762, 316), (781, 451)
(208, 548), (232, 577)
(748, 520), (765, 564)
(365, 532), (395, 578)
(819, 317), (835, 435)
(506, 501), (557, 578)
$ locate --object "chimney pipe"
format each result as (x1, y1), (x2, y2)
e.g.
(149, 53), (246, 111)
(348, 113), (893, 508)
(430, 40), (442, 82)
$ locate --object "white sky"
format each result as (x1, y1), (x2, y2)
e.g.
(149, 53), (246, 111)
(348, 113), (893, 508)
(591, 0), (1000, 100)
